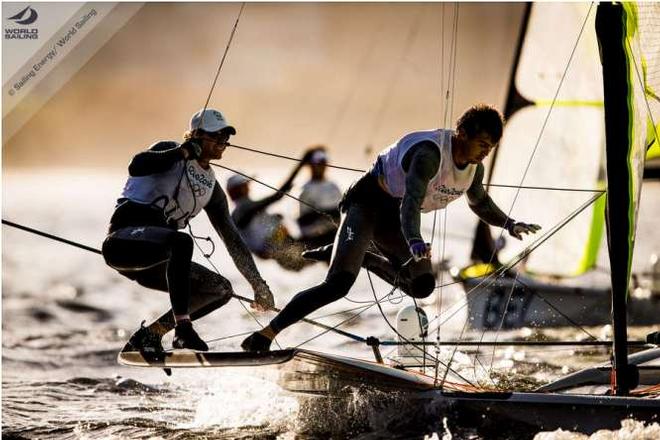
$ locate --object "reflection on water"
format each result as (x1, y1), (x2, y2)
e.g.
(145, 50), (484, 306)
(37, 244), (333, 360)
(3, 170), (659, 439)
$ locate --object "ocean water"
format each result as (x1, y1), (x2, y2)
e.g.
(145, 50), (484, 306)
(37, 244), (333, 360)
(2, 169), (659, 439)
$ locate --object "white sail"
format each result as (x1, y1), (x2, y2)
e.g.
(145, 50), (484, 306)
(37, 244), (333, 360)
(488, 3), (605, 277)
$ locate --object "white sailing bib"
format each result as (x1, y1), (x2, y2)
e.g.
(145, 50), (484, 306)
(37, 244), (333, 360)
(375, 129), (476, 213)
(121, 156), (216, 229)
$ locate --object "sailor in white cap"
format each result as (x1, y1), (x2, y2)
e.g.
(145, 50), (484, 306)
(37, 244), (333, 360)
(226, 149), (318, 271)
(102, 108), (275, 354)
(297, 145), (342, 248)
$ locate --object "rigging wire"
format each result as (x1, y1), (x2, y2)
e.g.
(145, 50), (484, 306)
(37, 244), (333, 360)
(485, 271), (522, 379)
(227, 142), (605, 193)
(324, 14), (387, 141)
(197, 2), (246, 122)
(0, 219), (382, 348)
(427, 191), (605, 336)
(435, 2), (460, 387)
(365, 5), (426, 146)
(210, 161), (339, 227)
(446, 1), (597, 381)
(628, 28), (660, 156)
(292, 288), (389, 348)
(433, 191), (605, 385)
(228, 143), (365, 173)
(365, 269), (476, 386)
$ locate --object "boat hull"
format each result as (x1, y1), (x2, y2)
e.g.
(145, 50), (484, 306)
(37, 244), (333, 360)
(119, 347), (659, 437)
(430, 390), (660, 437)
(460, 276), (660, 329)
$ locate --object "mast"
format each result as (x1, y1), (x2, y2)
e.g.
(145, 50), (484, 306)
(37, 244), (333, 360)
(596, 2), (632, 396)
(595, 2), (658, 396)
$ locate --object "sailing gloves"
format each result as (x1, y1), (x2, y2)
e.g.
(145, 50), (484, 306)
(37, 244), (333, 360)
(181, 141), (203, 160)
(252, 279), (275, 312)
(409, 238), (431, 262)
(507, 220), (542, 240)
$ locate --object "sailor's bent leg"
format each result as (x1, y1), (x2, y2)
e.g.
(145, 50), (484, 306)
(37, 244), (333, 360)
(373, 222), (435, 299)
(268, 205), (375, 334)
(165, 231), (194, 316)
(269, 271), (358, 333)
(103, 226), (195, 316)
(360, 251), (404, 288)
(102, 226), (173, 275)
(188, 262), (233, 321)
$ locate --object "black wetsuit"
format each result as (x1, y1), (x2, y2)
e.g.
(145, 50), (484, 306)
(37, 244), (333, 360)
(268, 141), (511, 334)
(102, 141), (266, 328)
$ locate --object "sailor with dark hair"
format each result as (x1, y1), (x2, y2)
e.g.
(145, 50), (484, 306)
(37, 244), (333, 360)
(242, 104), (540, 351)
(102, 108), (275, 353)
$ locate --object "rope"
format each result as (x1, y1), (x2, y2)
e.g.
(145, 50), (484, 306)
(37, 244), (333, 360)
(365, 6), (426, 145)
(1, 218), (376, 347)
(209, 161), (339, 227)
(365, 269), (476, 387)
(425, 191), (605, 337)
(189, 234), (283, 350)
(2, 219), (102, 255)
(226, 143), (604, 193)
(196, 3), (246, 124)
(439, 2), (597, 383)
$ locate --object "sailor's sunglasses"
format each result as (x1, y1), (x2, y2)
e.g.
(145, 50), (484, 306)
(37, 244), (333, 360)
(201, 130), (230, 144)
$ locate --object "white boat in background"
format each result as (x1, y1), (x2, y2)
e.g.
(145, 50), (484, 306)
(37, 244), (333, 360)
(458, 2), (660, 330)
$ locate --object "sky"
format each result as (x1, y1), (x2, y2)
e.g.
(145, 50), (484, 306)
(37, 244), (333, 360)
(2, 2), (524, 171)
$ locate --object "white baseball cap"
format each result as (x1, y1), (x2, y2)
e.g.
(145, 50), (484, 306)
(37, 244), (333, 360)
(226, 173), (251, 190)
(190, 108), (236, 134)
(309, 149), (328, 164)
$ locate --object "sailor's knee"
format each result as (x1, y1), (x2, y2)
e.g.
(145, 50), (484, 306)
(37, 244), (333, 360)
(323, 270), (357, 301)
(211, 276), (233, 305)
(192, 267), (233, 302)
(409, 273), (435, 298)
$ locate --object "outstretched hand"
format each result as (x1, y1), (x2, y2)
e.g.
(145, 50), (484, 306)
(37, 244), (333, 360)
(252, 281), (275, 312)
(409, 239), (431, 262)
(507, 222), (541, 240)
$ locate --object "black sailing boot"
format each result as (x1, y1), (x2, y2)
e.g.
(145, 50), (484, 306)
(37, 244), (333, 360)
(122, 321), (165, 355)
(241, 332), (273, 352)
(172, 321), (209, 351)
